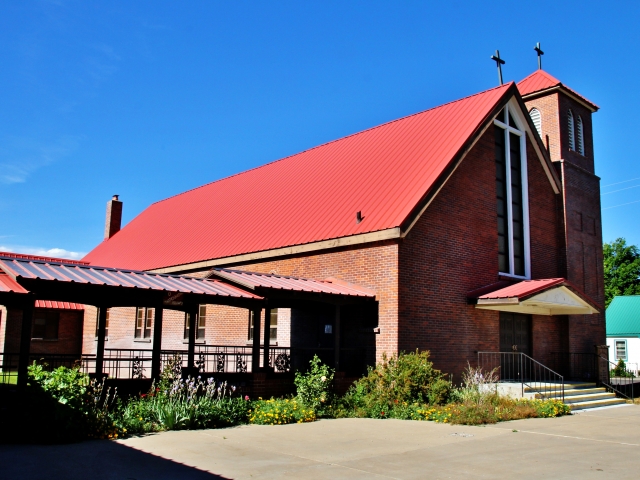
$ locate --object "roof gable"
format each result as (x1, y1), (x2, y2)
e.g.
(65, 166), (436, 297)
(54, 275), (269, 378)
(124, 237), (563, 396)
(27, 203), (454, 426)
(84, 83), (515, 271)
(607, 296), (640, 337)
(517, 70), (599, 111)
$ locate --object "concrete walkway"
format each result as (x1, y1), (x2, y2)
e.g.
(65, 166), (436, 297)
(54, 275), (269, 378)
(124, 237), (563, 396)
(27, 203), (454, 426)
(1, 405), (639, 479)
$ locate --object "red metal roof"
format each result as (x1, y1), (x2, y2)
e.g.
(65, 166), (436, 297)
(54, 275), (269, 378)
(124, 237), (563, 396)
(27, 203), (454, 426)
(0, 257), (262, 300)
(35, 300), (84, 310)
(470, 277), (601, 310)
(0, 273), (29, 294)
(517, 70), (598, 111)
(211, 268), (376, 298)
(0, 251), (88, 265)
(83, 83), (514, 271)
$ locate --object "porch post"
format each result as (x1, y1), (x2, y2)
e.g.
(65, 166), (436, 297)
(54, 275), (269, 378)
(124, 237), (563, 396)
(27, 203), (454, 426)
(95, 306), (108, 378)
(151, 306), (164, 380)
(17, 296), (35, 389)
(251, 307), (262, 372)
(262, 306), (271, 370)
(334, 304), (341, 371)
(187, 306), (197, 369)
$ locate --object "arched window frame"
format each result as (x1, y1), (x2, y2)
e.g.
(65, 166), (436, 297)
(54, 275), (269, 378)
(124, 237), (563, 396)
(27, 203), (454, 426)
(494, 103), (531, 279)
(529, 108), (542, 137)
(576, 115), (585, 155)
(567, 109), (575, 151)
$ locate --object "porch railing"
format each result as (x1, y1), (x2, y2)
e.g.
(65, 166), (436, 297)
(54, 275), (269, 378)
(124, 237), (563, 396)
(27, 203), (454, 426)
(0, 345), (373, 382)
(477, 352), (564, 401)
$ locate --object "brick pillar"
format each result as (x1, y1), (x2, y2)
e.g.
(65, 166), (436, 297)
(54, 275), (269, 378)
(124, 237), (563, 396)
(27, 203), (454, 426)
(17, 296), (35, 389)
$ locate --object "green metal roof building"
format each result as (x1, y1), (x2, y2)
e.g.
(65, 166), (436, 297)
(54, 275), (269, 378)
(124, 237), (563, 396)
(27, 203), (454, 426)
(606, 296), (640, 338)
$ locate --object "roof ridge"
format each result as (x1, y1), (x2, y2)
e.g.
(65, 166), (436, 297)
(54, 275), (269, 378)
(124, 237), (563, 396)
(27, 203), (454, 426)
(150, 82), (514, 206)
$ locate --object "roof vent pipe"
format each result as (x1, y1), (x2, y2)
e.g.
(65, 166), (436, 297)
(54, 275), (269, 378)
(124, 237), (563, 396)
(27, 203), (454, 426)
(104, 195), (123, 240)
(356, 211), (363, 224)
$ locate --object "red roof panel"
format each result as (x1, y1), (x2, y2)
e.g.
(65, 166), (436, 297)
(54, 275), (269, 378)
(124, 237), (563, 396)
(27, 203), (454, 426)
(211, 269), (376, 298)
(35, 300), (84, 310)
(517, 70), (598, 110)
(83, 83), (513, 271)
(0, 251), (88, 265)
(0, 273), (29, 294)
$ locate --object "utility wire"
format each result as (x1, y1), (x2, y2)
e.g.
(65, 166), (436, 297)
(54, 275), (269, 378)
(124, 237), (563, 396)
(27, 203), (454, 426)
(602, 199), (640, 210)
(602, 177), (640, 188)
(602, 184), (640, 195)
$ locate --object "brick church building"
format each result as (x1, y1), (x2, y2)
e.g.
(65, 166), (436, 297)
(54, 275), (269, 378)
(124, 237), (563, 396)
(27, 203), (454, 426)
(1, 68), (604, 384)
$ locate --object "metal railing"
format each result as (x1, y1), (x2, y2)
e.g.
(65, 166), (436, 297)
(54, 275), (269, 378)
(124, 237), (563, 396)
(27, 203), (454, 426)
(478, 352), (564, 401)
(551, 352), (636, 401)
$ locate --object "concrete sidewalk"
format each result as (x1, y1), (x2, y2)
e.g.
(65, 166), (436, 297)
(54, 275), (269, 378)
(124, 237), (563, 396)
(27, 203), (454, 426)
(1, 405), (639, 479)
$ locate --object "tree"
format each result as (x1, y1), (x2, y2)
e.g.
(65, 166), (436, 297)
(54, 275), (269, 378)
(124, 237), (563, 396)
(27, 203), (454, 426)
(603, 238), (640, 308)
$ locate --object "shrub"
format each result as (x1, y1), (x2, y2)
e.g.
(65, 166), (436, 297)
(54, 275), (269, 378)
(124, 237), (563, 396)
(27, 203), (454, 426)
(294, 355), (334, 417)
(340, 350), (450, 417)
(611, 358), (634, 378)
(249, 398), (316, 425)
(25, 363), (119, 442)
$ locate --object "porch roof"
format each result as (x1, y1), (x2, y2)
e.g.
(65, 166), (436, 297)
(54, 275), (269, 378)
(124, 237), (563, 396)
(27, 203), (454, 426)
(35, 300), (85, 310)
(0, 256), (263, 309)
(0, 272), (29, 294)
(209, 268), (377, 303)
(468, 278), (600, 316)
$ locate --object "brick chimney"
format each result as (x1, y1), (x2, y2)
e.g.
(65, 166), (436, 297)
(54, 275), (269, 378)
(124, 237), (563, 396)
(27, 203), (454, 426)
(104, 195), (123, 240)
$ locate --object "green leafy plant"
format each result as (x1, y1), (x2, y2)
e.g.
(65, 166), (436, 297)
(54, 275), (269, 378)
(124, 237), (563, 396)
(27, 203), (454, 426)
(340, 350), (451, 418)
(611, 358), (635, 378)
(294, 355), (335, 417)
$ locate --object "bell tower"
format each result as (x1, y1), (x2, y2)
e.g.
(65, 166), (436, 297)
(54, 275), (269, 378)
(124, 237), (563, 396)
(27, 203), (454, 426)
(518, 69), (605, 353)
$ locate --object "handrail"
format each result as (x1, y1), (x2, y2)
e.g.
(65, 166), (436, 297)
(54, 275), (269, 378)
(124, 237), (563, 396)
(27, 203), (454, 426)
(598, 355), (635, 401)
(477, 351), (564, 402)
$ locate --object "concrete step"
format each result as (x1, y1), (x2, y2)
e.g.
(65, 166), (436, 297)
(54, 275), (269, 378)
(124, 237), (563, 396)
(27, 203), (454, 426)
(523, 383), (596, 393)
(569, 397), (627, 410)
(563, 392), (617, 404)
(535, 387), (607, 399)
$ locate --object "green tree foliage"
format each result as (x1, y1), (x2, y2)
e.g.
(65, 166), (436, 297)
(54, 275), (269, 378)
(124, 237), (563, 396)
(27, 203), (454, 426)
(603, 238), (640, 307)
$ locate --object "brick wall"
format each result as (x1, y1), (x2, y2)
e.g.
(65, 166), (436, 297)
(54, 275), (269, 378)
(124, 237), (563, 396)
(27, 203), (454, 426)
(398, 127), (565, 379)
(1, 306), (83, 355)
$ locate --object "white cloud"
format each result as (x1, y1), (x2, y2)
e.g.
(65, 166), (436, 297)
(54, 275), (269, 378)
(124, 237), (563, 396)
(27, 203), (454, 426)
(0, 135), (80, 184)
(0, 245), (87, 260)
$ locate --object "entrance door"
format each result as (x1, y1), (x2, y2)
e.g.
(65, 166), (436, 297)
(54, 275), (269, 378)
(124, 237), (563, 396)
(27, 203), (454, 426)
(499, 312), (532, 380)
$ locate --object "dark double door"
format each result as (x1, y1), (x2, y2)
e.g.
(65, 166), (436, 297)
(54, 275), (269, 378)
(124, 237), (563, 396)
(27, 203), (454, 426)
(499, 312), (532, 380)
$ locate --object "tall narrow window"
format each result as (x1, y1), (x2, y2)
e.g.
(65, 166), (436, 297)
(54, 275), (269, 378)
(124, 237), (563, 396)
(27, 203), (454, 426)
(135, 307), (152, 339)
(248, 310), (255, 341)
(494, 105), (530, 278)
(567, 109), (575, 151)
(615, 340), (627, 360)
(184, 306), (206, 340)
(576, 115), (584, 155)
(269, 309), (278, 341)
(95, 308), (110, 338)
(529, 108), (542, 137)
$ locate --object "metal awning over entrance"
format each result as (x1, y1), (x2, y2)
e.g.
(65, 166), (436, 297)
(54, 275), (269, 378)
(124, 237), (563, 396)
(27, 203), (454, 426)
(468, 278), (600, 315)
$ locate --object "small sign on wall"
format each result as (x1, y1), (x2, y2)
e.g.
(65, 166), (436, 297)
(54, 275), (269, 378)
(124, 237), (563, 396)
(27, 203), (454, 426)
(324, 324), (333, 334)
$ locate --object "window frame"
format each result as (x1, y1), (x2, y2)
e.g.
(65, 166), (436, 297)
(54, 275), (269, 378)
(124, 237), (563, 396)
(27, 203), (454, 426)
(32, 309), (60, 341)
(184, 306), (206, 341)
(567, 109), (575, 151)
(95, 308), (110, 338)
(135, 307), (152, 339)
(494, 102), (531, 280)
(615, 340), (628, 361)
(576, 115), (585, 155)
(529, 108), (542, 137)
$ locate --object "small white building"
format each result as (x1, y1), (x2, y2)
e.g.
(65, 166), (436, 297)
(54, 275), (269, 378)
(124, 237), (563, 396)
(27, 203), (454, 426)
(606, 296), (640, 376)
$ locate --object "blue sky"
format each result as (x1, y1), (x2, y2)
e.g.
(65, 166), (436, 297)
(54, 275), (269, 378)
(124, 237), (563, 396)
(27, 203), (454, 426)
(1, 1), (638, 259)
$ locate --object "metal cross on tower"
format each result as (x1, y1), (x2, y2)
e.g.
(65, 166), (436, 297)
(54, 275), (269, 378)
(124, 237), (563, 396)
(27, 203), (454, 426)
(534, 42), (544, 70)
(490, 50), (506, 85)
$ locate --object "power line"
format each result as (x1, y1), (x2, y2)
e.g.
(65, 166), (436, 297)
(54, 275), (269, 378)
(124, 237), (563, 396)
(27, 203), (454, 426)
(602, 199), (640, 210)
(602, 184), (640, 195)
(602, 177), (640, 188)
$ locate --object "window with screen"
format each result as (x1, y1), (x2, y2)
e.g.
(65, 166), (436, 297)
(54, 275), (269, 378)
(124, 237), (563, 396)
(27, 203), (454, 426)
(615, 340), (627, 361)
(32, 310), (59, 340)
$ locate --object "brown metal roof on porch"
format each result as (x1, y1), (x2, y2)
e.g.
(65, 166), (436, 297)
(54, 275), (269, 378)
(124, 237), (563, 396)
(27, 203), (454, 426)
(209, 268), (376, 305)
(0, 256), (263, 309)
